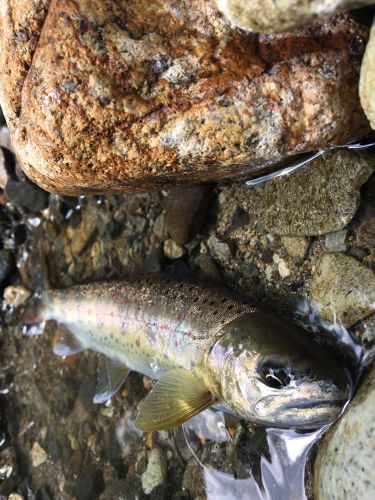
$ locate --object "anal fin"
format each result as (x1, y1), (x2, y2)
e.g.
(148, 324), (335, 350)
(93, 358), (129, 404)
(53, 324), (85, 357)
(135, 369), (214, 432)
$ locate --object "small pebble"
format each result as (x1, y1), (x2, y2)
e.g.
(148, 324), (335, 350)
(207, 234), (232, 263)
(163, 239), (185, 259)
(3, 284), (31, 307)
(325, 230), (347, 252)
(31, 442), (47, 467)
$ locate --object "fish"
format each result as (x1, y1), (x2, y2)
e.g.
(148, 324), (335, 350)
(28, 274), (351, 432)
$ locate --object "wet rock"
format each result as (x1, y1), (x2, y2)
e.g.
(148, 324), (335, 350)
(164, 186), (212, 245)
(74, 464), (105, 500)
(8, 494), (23, 500)
(325, 230), (348, 252)
(30, 442), (47, 468)
(163, 239), (185, 260)
(0, 249), (13, 286)
(262, 150), (375, 236)
(315, 361), (375, 500)
(69, 209), (97, 256)
(213, 0), (374, 33)
(3, 285), (31, 307)
(100, 476), (145, 500)
(141, 447), (167, 495)
(207, 235), (232, 264)
(0, 2), (370, 194)
(5, 178), (48, 213)
(355, 217), (375, 253)
(311, 253), (375, 326)
(360, 17), (375, 130)
(182, 458), (206, 499)
(281, 236), (310, 259)
(194, 253), (222, 283)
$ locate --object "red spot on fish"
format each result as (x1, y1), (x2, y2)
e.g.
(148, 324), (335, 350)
(177, 314), (183, 321)
(187, 330), (193, 337)
(175, 341), (179, 347)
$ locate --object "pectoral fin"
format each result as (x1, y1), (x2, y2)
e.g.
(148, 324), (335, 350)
(53, 325), (85, 357)
(135, 369), (214, 432)
(93, 358), (129, 404)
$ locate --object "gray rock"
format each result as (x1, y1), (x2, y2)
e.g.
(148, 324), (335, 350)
(315, 361), (375, 500)
(141, 447), (167, 495)
(100, 476), (145, 500)
(262, 150), (375, 236)
(325, 230), (347, 252)
(311, 253), (375, 326)
(5, 178), (49, 213)
(207, 235), (232, 264)
(0, 249), (13, 286)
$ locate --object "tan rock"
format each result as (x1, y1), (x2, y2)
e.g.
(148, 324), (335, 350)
(0, 1), (370, 195)
(3, 284), (31, 307)
(360, 16), (375, 130)
(30, 441), (47, 468)
(315, 362), (375, 500)
(311, 253), (375, 327)
(213, 0), (375, 33)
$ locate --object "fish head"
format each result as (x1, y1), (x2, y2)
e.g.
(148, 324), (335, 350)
(211, 313), (352, 429)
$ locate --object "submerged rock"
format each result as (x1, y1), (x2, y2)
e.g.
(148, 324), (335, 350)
(141, 447), (167, 495)
(311, 253), (375, 327)
(0, 2), (370, 194)
(213, 0), (374, 33)
(360, 17), (375, 130)
(315, 361), (375, 500)
(262, 150), (375, 236)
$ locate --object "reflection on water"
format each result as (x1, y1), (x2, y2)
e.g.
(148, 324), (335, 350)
(183, 412), (326, 500)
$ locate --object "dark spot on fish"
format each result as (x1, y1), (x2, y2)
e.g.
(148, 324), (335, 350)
(227, 305), (234, 310)
(236, 310), (242, 314)
(221, 298), (228, 303)
(213, 310), (218, 315)
(193, 297), (199, 303)
(209, 301), (215, 306)
(136, 338), (141, 347)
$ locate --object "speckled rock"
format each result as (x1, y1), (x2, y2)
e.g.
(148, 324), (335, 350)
(0, 2), (370, 194)
(315, 361), (375, 500)
(281, 236), (310, 259)
(360, 17), (375, 130)
(213, 0), (375, 33)
(262, 150), (375, 236)
(141, 447), (167, 495)
(325, 230), (348, 252)
(311, 253), (375, 326)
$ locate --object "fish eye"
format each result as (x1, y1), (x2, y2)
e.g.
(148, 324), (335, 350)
(259, 357), (291, 389)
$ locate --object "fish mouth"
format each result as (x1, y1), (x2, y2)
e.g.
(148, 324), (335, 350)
(282, 397), (347, 411)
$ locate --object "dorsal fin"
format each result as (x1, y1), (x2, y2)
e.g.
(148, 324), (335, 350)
(135, 369), (214, 431)
(93, 358), (129, 404)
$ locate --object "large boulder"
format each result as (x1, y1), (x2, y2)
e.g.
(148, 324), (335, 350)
(0, 1), (371, 195)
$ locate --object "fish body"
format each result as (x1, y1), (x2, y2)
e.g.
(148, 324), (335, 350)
(39, 275), (351, 431)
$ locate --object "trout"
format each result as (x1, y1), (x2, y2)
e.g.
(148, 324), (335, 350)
(31, 275), (351, 431)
